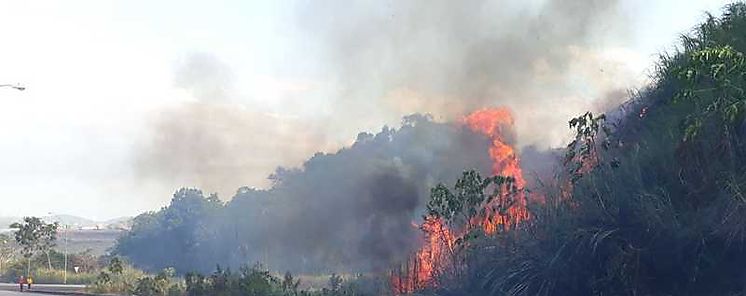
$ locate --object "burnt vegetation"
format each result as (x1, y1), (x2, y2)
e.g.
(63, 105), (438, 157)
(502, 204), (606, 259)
(110, 3), (746, 295)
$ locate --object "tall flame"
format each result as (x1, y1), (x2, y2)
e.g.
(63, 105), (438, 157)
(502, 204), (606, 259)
(390, 217), (455, 293)
(463, 107), (529, 234)
(391, 107), (530, 294)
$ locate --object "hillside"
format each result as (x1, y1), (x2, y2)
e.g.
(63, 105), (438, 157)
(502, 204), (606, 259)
(417, 3), (746, 295)
(103, 3), (746, 296)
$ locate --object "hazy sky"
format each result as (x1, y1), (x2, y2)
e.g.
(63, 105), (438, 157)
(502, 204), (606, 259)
(0, 0), (734, 220)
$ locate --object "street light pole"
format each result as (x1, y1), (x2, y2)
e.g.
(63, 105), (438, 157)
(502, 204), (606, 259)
(0, 84), (24, 91)
(48, 212), (67, 284)
(63, 225), (67, 284)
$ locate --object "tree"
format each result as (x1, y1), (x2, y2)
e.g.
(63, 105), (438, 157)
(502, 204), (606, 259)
(108, 257), (124, 275)
(10, 217), (58, 275)
(39, 222), (59, 270)
(0, 234), (15, 275)
(328, 273), (343, 292)
(427, 170), (519, 233)
(281, 271), (300, 294)
(113, 188), (223, 273)
(71, 249), (98, 273)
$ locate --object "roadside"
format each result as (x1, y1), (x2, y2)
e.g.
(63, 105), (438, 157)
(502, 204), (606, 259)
(0, 283), (98, 295)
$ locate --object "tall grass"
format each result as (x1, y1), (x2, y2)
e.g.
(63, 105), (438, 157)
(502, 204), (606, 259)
(87, 265), (146, 294)
(26, 268), (98, 285)
(424, 3), (746, 295)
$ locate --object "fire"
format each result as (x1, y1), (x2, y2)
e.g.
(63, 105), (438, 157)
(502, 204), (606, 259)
(463, 107), (529, 234)
(391, 107), (530, 294)
(462, 107), (525, 186)
(390, 217), (455, 293)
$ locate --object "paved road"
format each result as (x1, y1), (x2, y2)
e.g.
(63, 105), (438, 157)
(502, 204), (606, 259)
(0, 290), (54, 295)
(0, 283), (88, 295)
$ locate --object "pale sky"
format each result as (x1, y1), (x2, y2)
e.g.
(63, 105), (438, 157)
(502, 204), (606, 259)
(0, 0), (735, 220)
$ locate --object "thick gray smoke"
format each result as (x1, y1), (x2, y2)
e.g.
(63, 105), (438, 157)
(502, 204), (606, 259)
(137, 0), (637, 199)
(294, 0), (638, 148)
(254, 117), (495, 272)
(120, 116), (496, 273)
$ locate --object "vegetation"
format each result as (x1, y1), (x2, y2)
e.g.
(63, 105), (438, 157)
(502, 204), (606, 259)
(91, 258), (381, 296)
(114, 188), (223, 273)
(114, 118), (495, 274)
(5, 267), (98, 285)
(1, 216), (383, 295)
(182, 265), (379, 296)
(0, 234), (15, 273)
(89, 257), (149, 294)
(1, 243), (103, 284)
(9, 217), (58, 276)
(75, 3), (746, 295)
(416, 3), (746, 295)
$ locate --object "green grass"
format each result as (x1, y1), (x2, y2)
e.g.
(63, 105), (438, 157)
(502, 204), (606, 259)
(23, 268), (98, 285)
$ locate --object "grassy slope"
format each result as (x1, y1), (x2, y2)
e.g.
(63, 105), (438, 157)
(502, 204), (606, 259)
(430, 3), (746, 296)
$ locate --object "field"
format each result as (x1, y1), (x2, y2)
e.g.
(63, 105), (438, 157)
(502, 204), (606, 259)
(53, 229), (123, 256)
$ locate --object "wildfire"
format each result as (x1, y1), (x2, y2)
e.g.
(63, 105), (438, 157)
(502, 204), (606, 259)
(463, 107), (529, 233)
(390, 217), (455, 293)
(391, 107), (530, 294)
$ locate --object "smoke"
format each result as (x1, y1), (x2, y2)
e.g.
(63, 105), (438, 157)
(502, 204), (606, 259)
(125, 0), (643, 274)
(122, 115), (498, 273)
(293, 0), (641, 148)
(137, 0), (641, 199)
(220, 116), (497, 272)
(135, 53), (335, 199)
(173, 53), (234, 103)
(131, 54), (498, 271)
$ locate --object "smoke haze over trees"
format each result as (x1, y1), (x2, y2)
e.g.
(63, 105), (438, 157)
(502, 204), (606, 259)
(118, 0), (637, 276)
(292, 0), (637, 147)
(133, 0), (642, 207)
(116, 115), (519, 273)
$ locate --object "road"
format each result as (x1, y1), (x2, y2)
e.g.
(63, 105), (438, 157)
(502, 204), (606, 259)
(0, 283), (88, 295)
(0, 290), (54, 295)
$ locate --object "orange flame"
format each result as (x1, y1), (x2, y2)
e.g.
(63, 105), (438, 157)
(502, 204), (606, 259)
(391, 107), (530, 294)
(390, 217), (455, 293)
(463, 107), (529, 234)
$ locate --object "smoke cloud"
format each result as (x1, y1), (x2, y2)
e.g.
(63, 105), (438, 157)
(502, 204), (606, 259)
(135, 53), (336, 199)
(254, 117), (495, 271)
(137, 0), (641, 199)
(124, 0), (642, 273)
(121, 115), (497, 273)
(293, 0), (640, 148)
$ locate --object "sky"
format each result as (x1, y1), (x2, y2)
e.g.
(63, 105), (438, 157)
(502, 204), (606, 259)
(0, 0), (735, 220)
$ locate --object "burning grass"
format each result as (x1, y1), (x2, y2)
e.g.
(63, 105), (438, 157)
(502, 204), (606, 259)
(391, 107), (532, 294)
(391, 3), (746, 295)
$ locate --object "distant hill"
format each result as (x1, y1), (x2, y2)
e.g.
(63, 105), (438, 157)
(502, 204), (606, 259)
(0, 214), (132, 256)
(101, 216), (133, 230)
(0, 216), (19, 229)
(45, 214), (97, 228)
(0, 214), (132, 231)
